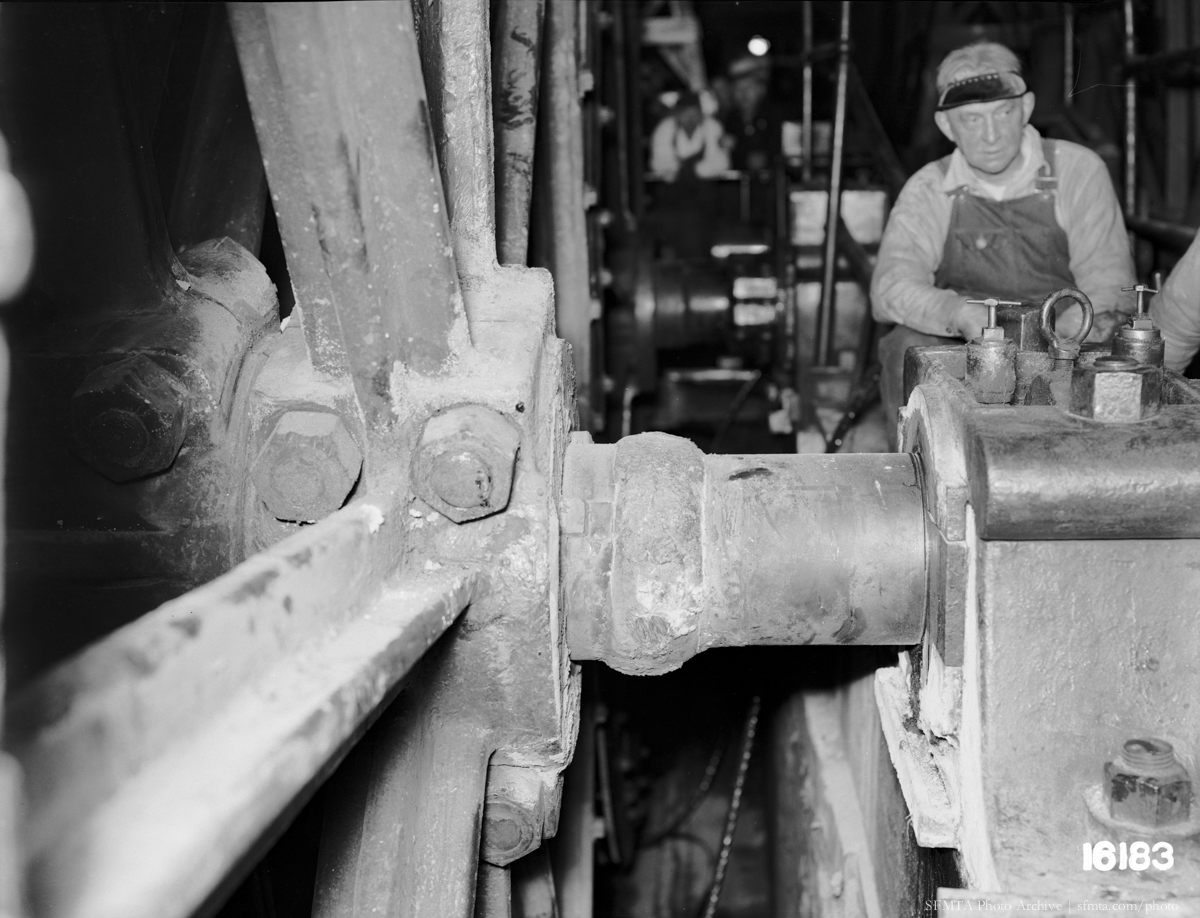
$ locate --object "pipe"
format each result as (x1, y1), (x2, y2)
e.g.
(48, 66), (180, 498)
(1063, 3), (1074, 108)
(492, 0), (545, 266)
(1124, 0), (1137, 217)
(815, 1), (850, 367)
(562, 433), (927, 675)
(801, 1), (814, 184)
(1124, 214), (1197, 249)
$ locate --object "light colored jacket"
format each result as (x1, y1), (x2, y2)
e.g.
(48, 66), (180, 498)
(871, 126), (1136, 337)
(649, 115), (730, 180)
(1150, 232), (1200, 371)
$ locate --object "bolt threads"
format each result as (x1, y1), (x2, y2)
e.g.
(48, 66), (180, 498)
(1121, 738), (1178, 774)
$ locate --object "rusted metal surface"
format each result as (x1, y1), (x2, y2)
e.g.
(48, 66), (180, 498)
(7, 503), (482, 918)
(563, 432), (927, 675)
(480, 764), (559, 867)
(492, 0), (544, 266)
(412, 404), (522, 524)
(70, 355), (190, 483)
(251, 410), (363, 522)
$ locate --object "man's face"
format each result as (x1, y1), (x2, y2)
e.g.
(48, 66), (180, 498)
(731, 75), (767, 117)
(677, 103), (703, 134)
(935, 93), (1035, 181)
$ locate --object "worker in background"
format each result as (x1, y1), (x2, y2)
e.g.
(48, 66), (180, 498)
(722, 54), (779, 172)
(1149, 233), (1200, 373)
(649, 90), (730, 183)
(871, 41), (1135, 447)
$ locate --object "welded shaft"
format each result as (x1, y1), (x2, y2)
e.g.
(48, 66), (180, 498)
(562, 432), (927, 675)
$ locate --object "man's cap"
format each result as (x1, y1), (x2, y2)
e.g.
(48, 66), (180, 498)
(728, 54), (770, 81)
(937, 71), (1027, 111)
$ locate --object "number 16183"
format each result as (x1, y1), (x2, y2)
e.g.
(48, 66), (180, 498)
(1083, 841), (1174, 872)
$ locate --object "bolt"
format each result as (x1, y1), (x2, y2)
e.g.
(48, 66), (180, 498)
(1105, 738), (1192, 828)
(251, 410), (362, 522)
(412, 404), (520, 524)
(480, 766), (546, 867)
(1069, 355), (1161, 423)
(70, 354), (190, 483)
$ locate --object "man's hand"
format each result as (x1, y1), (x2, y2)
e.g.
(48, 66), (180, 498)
(952, 298), (989, 340)
(1087, 310), (1130, 343)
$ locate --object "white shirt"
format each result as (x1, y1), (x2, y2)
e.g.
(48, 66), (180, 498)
(649, 115), (730, 181)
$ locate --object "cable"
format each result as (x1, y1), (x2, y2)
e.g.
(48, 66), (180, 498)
(699, 696), (761, 918)
(640, 735), (727, 849)
(709, 370), (762, 453)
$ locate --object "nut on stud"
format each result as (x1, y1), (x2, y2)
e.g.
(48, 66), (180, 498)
(252, 410), (362, 522)
(1105, 738), (1192, 828)
(412, 404), (521, 524)
(1069, 355), (1161, 423)
(70, 354), (190, 483)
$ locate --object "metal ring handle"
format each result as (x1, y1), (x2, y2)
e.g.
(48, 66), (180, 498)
(1039, 287), (1094, 357)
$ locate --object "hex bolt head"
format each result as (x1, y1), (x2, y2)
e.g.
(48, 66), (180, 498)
(251, 410), (363, 522)
(412, 404), (521, 524)
(1105, 738), (1193, 828)
(70, 354), (190, 483)
(1069, 356), (1161, 423)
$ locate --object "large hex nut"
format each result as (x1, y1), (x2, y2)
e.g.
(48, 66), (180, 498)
(1105, 738), (1193, 828)
(412, 404), (521, 523)
(70, 354), (190, 483)
(252, 410), (362, 522)
(1069, 356), (1161, 423)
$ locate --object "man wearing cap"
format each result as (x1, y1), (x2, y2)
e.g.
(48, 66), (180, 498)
(723, 54), (779, 172)
(871, 41), (1135, 445)
(650, 90), (730, 183)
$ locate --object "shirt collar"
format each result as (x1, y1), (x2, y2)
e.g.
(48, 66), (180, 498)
(940, 125), (1046, 199)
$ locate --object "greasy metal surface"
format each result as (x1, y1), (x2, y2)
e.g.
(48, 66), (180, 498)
(965, 405), (1200, 539)
(965, 338), (1016, 405)
(1113, 323), (1166, 367)
(563, 433), (926, 675)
